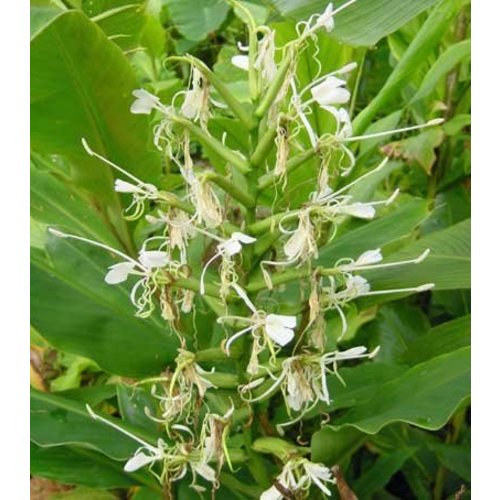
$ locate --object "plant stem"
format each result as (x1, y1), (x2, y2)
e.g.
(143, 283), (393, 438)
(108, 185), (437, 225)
(250, 125), (278, 167)
(166, 55), (255, 129)
(171, 116), (251, 174)
(255, 52), (292, 119)
(248, 209), (301, 235)
(205, 172), (256, 209)
(257, 147), (316, 190)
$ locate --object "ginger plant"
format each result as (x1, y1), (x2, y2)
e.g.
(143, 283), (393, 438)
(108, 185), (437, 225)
(48, 1), (442, 497)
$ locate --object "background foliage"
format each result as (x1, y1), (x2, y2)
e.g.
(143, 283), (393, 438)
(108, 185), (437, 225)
(31, 0), (470, 498)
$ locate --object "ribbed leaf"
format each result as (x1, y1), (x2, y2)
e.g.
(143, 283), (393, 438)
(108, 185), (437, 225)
(163, 0), (229, 42)
(269, 0), (439, 46)
(333, 347), (470, 434)
(318, 198), (430, 265)
(365, 218), (470, 291)
(31, 235), (178, 378)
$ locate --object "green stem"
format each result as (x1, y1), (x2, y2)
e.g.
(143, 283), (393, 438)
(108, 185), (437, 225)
(255, 52), (292, 119)
(246, 268), (309, 293)
(205, 172), (256, 209)
(166, 55), (255, 129)
(248, 209), (300, 235)
(172, 116), (251, 174)
(250, 124), (278, 167)
(257, 147), (316, 190)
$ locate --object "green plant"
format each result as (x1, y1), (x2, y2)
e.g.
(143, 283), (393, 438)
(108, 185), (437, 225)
(31, 0), (470, 498)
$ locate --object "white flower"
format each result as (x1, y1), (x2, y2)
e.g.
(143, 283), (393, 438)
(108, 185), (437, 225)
(334, 201), (376, 219)
(138, 250), (169, 269)
(260, 458), (336, 500)
(231, 55), (249, 70)
(219, 285), (296, 371)
(220, 232), (257, 256)
(200, 231), (256, 295)
(315, 3), (334, 32)
(283, 211), (318, 263)
(104, 262), (136, 284)
(311, 76), (350, 106)
(181, 68), (210, 126)
(354, 248), (383, 266)
(264, 314), (297, 346)
(130, 89), (161, 115)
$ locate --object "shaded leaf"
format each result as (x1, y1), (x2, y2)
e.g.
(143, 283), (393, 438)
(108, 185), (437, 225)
(31, 235), (178, 378)
(31, 442), (138, 489)
(333, 347), (471, 434)
(400, 315), (470, 366)
(353, 447), (417, 497)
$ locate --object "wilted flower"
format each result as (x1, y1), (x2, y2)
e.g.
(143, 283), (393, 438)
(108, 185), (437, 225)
(181, 67), (211, 129)
(261, 457), (336, 499)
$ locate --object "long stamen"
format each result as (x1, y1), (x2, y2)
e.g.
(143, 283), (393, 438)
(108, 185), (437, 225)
(320, 157), (389, 201)
(200, 251), (222, 295)
(361, 283), (435, 296)
(86, 404), (157, 452)
(342, 249), (431, 272)
(343, 118), (444, 143)
(81, 138), (147, 186)
(48, 228), (146, 272)
(224, 325), (255, 352)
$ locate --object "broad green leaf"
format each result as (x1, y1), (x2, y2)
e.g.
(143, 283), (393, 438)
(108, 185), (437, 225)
(411, 39), (471, 103)
(269, 0), (439, 47)
(31, 236), (178, 377)
(365, 218), (470, 291)
(318, 198), (430, 265)
(117, 384), (159, 433)
(353, 447), (417, 497)
(353, 0), (466, 134)
(364, 303), (430, 364)
(311, 426), (367, 466)
(399, 315), (470, 365)
(333, 347), (470, 434)
(31, 388), (158, 460)
(30, 6), (64, 37)
(82, 1), (147, 51)
(31, 10), (160, 244)
(31, 442), (138, 489)
(30, 165), (120, 248)
(163, 0), (229, 41)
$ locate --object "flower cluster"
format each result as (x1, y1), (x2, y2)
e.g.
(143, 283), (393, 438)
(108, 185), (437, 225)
(48, 1), (442, 497)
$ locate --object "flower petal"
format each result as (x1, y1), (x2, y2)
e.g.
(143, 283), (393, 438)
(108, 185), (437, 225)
(105, 262), (135, 284)
(267, 314), (297, 329)
(138, 250), (169, 269)
(124, 452), (157, 472)
(355, 249), (383, 266)
(339, 202), (376, 219)
(231, 55), (250, 71)
(115, 179), (140, 193)
(232, 231), (257, 244)
(260, 485), (283, 500)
